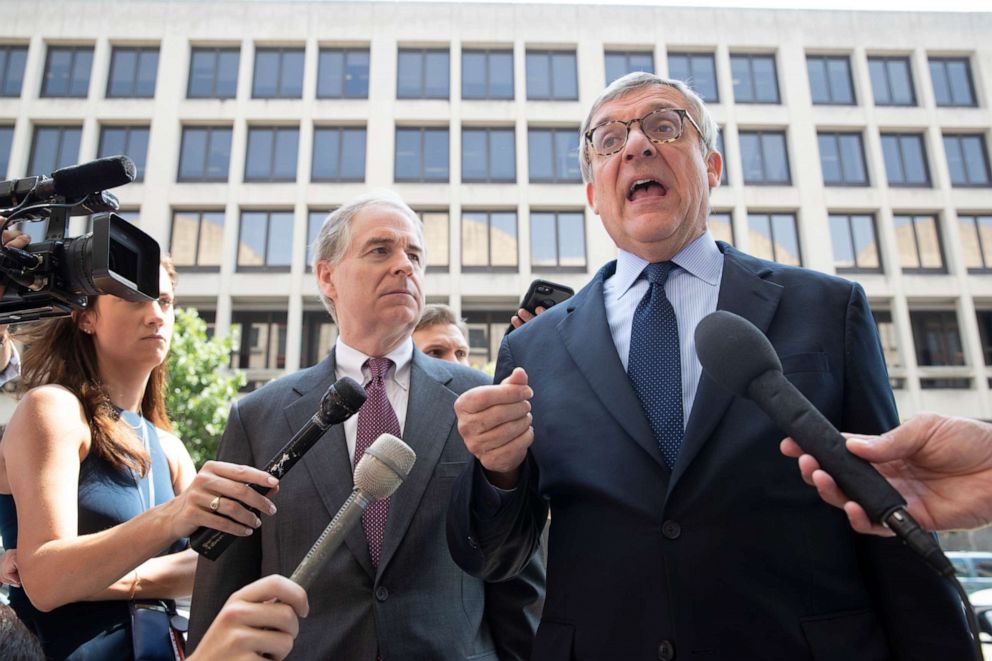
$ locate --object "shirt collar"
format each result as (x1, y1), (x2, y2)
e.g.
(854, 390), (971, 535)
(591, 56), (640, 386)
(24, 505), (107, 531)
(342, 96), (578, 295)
(335, 337), (414, 393)
(613, 230), (723, 299)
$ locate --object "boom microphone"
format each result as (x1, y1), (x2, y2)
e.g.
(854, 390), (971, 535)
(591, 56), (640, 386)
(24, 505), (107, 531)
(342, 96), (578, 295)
(192, 376), (368, 560)
(694, 310), (953, 578)
(290, 433), (416, 590)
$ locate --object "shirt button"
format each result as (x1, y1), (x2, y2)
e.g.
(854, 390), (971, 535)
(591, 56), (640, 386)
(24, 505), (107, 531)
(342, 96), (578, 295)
(662, 520), (682, 540)
(375, 586), (389, 602)
(657, 639), (676, 660)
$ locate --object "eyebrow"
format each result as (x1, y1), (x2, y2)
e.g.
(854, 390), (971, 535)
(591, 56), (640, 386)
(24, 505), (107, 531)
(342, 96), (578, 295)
(594, 103), (679, 126)
(363, 236), (424, 255)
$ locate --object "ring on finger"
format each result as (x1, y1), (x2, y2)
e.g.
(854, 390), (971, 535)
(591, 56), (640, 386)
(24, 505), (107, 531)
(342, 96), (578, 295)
(209, 495), (222, 512)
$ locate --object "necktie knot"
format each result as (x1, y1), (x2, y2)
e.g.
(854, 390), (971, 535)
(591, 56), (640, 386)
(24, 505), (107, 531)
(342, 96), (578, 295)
(366, 357), (393, 382)
(642, 261), (674, 286)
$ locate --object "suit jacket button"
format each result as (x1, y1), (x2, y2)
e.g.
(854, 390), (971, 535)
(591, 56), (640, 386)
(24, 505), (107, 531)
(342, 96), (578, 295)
(657, 640), (676, 660)
(468, 535), (480, 550)
(375, 586), (389, 602)
(662, 520), (681, 540)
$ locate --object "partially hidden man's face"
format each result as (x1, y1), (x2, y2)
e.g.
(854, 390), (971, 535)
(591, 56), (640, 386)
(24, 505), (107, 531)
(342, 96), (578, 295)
(585, 85), (722, 263)
(316, 206), (425, 339)
(413, 323), (470, 365)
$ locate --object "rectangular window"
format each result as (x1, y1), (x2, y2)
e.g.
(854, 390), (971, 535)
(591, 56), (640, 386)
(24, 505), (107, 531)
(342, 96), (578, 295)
(929, 57), (976, 107)
(747, 212), (801, 265)
(252, 47), (304, 98)
(41, 45), (93, 97)
(317, 47), (370, 98)
(709, 211), (734, 246)
(526, 50), (578, 101)
(312, 127), (365, 181)
(868, 56), (916, 106)
(29, 125), (82, 175)
(307, 209), (333, 269)
(231, 311), (288, 373)
(530, 210), (586, 269)
(806, 54), (855, 105)
(716, 129), (728, 185)
(462, 49), (513, 100)
(528, 127), (581, 183)
(462, 210), (517, 269)
(604, 51), (654, 85)
(730, 53), (779, 104)
(245, 126), (299, 182)
(943, 134), (991, 187)
(739, 130), (791, 185)
(98, 126), (150, 181)
(397, 48), (449, 99)
(829, 213), (881, 272)
(188, 47), (240, 98)
(667, 52), (718, 102)
(302, 310), (337, 368)
(238, 210), (293, 270)
(0, 125), (13, 176)
(894, 213), (944, 272)
(977, 310), (992, 366)
(170, 210), (224, 269)
(178, 126), (232, 182)
(0, 45), (28, 97)
(817, 132), (868, 186)
(106, 46), (159, 98)
(910, 310), (965, 366)
(462, 127), (516, 183)
(958, 214), (992, 272)
(881, 133), (931, 187)
(394, 127), (449, 182)
(419, 209), (449, 270)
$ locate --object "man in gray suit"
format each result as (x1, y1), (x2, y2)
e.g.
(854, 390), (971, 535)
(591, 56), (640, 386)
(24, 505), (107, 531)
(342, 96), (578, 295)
(187, 191), (544, 660)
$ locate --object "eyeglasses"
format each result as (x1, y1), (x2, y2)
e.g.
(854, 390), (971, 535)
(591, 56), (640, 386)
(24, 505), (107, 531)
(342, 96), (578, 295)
(584, 108), (703, 157)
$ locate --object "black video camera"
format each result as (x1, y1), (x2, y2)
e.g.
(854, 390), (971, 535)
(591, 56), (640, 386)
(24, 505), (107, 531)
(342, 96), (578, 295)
(0, 156), (160, 324)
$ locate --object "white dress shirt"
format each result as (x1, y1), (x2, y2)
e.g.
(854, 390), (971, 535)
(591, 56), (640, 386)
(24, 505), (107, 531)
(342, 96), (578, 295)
(602, 231), (725, 425)
(334, 337), (413, 469)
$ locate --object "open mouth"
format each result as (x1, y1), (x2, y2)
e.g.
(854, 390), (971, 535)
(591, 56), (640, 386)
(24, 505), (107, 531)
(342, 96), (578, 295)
(627, 178), (668, 201)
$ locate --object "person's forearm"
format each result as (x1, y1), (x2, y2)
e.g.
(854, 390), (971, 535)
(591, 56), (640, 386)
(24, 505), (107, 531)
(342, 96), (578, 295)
(83, 549), (197, 602)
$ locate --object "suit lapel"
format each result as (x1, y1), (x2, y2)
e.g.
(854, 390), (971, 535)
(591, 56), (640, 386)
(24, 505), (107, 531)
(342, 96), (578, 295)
(292, 351), (375, 577)
(375, 350), (455, 576)
(558, 263), (667, 472)
(669, 245), (783, 491)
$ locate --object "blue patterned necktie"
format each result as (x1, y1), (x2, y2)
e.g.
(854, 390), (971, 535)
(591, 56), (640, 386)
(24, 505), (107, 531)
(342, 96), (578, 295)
(628, 262), (684, 468)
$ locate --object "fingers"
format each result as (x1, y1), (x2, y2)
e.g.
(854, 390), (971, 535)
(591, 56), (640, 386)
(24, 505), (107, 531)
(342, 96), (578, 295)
(173, 462), (281, 538)
(199, 461), (279, 515)
(842, 501), (892, 537)
(455, 371), (534, 477)
(501, 367), (529, 387)
(1, 228), (29, 250)
(233, 575), (309, 619)
(0, 549), (20, 587)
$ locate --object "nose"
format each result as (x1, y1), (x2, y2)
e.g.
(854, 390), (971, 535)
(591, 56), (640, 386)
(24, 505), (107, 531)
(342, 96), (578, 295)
(393, 251), (415, 276)
(145, 300), (167, 326)
(623, 120), (656, 161)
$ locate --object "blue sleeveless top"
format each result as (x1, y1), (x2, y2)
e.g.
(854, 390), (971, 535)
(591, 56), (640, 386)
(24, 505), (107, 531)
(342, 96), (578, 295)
(2, 411), (187, 660)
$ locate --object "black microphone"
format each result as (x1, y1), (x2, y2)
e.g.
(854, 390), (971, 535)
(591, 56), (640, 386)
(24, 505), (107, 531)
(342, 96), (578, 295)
(694, 310), (953, 578)
(0, 156), (135, 209)
(290, 433), (416, 590)
(191, 376), (368, 560)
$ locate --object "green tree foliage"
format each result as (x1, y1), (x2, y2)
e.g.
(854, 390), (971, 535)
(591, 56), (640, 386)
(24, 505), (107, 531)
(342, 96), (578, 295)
(166, 307), (245, 468)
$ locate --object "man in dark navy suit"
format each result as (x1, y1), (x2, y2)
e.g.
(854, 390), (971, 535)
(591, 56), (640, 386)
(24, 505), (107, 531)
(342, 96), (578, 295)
(447, 72), (971, 660)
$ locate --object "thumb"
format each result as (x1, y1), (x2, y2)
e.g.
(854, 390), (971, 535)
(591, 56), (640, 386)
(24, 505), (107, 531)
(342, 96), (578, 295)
(501, 367), (529, 387)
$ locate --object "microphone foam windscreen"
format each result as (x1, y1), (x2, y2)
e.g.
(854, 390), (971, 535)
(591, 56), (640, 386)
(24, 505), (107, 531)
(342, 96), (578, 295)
(334, 376), (368, 412)
(694, 311), (783, 396)
(51, 156), (136, 198)
(355, 434), (417, 500)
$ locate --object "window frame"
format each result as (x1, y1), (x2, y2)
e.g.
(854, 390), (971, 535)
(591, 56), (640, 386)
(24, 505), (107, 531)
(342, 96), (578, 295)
(747, 211), (803, 265)
(98, 125), (150, 181)
(28, 125), (82, 176)
(730, 52), (780, 104)
(868, 55), (917, 107)
(829, 213), (883, 273)
(461, 48), (514, 100)
(244, 125), (300, 183)
(461, 126), (516, 183)
(604, 50), (655, 85)
(106, 45), (159, 98)
(177, 125), (233, 182)
(958, 214), (992, 273)
(169, 209), (225, 272)
(317, 47), (370, 99)
(817, 131), (869, 187)
(527, 126), (582, 184)
(893, 213), (946, 273)
(461, 209), (518, 271)
(394, 126), (450, 183)
(41, 44), (93, 98)
(529, 209), (587, 271)
(881, 133), (932, 188)
(187, 46), (240, 99)
(0, 44), (28, 98)
(525, 49), (579, 101)
(806, 54), (856, 106)
(251, 46), (305, 99)
(928, 56), (977, 108)
(667, 51), (719, 103)
(396, 47), (450, 99)
(311, 126), (366, 182)
(739, 129), (792, 185)
(943, 133), (991, 188)
(236, 209), (294, 271)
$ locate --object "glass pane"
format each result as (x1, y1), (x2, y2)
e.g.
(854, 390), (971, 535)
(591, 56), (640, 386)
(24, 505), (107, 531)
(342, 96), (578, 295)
(340, 129), (366, 180)
(136, 50), (158, 97)
(691, 54), (717, 102)
(461, 129), (487, 181)
(489, 51), (513, 99)
(807, 58), (828, 104)
(979, 216), (992, 269)
(239, 212), (267, 265)
(312, 128), (341, 179)
(199, 212), (225, 267)
(128, 128), (150, 179)
(397, 51), (421, 97)
(462, 52), (487, 99)
(395, 129), (421, 179)
(280, 50), (304, 97)
(887, 59), (913, 105)
(99, 127), (127, 158)
(604, 53), (626, 85)
(344, 50), (369, 98)
(1, 47), (27, 96)
(246, 129), (274, 179)
(739, 133), (763, 182)
(170, 212), (200, 266)
(56, 128), (81, 170)
(530, 212), (557, 266)
(914, 215), (943, 268)
(944, 136), (966, 185)
(958, 216), (983, 269)
(189, 50), (216, 97)
(253, 51), (278, 97)
(747, 213), (774, 261)
(490, 212), (517, 266)
(180, 129), (206, 178)
(423, 129), (449, 181)
(489, 129), (515, 181)
(850, 215), (879, 269)
(630, 53), (653, 74)
(771, 214), (800, 265)
(838, 134), (866, 184)
(272, 129), (299, 179)
(528, 130), (553, 180)
(961, 137), (990, 185)
(217, 50), (240, 97)
(893, 215), (920, 269)
(829, 215), (855, 269)
(929, 60), (951, 106)
(424, 51), (449, 98)
(308, 210), (328, 266)
(947, 60), (974, 106)
(554, 130), (580, 181)
(668, 55), (689, 86)
(731, 56), (753, 102)
(318, 50), (344, 97)
(752, 56), (779, 103)
(44, 48), (71, 96)
(818, 134), (841, 184)
(0, 126), (12, 176)
(900, 136), (928, 185)
(422, 212), (449, 267)
(206, 129), (231, 180)
(550, 52), (577, 99)
(267, 212), (293, 266)
(881, 135), (905, 184)
(868, 59), (889, 105)
(709, 211), (733, 245)
(826, 58), (853, 104)
(526, 52), (550, 98)
(109, 50), (137, 96)
(558, 212), (586, 266)
(462, 212), (490, 266)
(69, 49), (93, 97)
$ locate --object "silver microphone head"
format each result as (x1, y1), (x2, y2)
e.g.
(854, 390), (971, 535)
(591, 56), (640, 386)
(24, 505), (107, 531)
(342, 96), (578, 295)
(354, 433), (417, 500)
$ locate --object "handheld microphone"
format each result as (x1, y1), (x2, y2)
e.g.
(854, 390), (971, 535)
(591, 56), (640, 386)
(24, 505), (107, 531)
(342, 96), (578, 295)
(290, 433), (416, 590)
(0, 156), (136, 210)
(694, 310), (953, 578)
(192, 376), (368, 560)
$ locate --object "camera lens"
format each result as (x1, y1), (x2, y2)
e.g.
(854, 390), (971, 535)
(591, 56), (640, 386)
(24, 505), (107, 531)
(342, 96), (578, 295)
(537, 286), (551, 294)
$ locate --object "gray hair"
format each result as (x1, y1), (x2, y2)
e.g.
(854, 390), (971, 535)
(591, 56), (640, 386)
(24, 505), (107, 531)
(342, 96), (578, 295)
(311, 190), (425, 321)
(579, 72), (719, 183)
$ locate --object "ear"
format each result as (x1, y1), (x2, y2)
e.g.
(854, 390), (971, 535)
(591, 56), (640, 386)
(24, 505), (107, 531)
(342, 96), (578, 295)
(585, 181), (599, 214)
(314, 260), (338, 303)
(706, 150), (723, 189)
(76, 308), (95, 335)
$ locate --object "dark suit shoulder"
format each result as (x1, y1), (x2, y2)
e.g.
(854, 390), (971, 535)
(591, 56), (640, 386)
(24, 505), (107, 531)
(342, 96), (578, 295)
(723, 243), (858, 292)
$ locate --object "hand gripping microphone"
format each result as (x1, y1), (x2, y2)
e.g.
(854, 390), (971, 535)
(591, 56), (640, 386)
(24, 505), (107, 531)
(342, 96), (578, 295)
(192, 376), (367, 560)
(694, 311), (953, 579)
(290, 433), (417, 589)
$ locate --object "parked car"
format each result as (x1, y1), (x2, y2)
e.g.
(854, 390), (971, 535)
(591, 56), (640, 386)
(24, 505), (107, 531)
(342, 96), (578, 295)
(947, 551), (992, 594)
